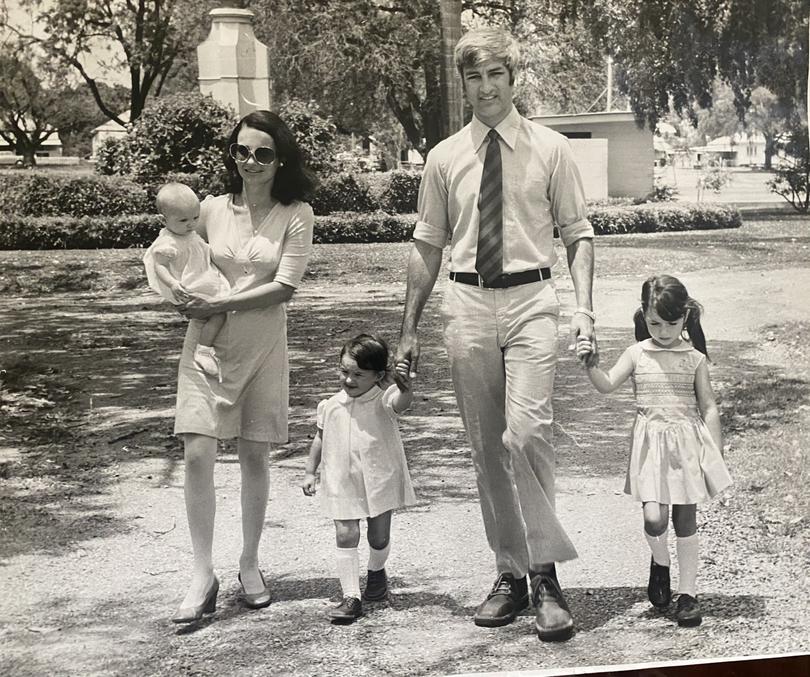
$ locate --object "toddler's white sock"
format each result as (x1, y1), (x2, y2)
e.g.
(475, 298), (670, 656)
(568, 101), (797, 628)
(194, 345), (221, 382)
(645, 528), (671, 567)
(367, 541), (391, 572)
(335, 547), (361, 599)
(676, 534), (699, 597)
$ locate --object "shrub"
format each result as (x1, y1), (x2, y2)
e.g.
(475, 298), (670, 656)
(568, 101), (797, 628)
(767, 126), (810, 213)
(95, 91), (236, 182)
(310, 173), (376, 215)
(376, 169), (421, 214)
(278, 99), (339, 175)
(0, 213), (162, 249)
(587, 202), (741, 235)
(0, 172), (151, 216)
(313, 211), (415, 244)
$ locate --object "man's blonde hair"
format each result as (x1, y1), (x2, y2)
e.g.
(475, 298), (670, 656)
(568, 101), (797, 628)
(155, 182), (198, 216)
(454, 27), (522, 84)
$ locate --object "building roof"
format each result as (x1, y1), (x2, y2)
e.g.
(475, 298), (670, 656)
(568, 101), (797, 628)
(529, 111), (638, 126)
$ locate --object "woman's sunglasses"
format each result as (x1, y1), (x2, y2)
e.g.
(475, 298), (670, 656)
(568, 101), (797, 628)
(229, 143), (277, 166)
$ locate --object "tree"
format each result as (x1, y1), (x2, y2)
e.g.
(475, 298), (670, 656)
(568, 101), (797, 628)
(0, 47), (62, 166)
(248, 0), (609, 157)
(12, 0), (211, 125)
(558, 0), (808, 132)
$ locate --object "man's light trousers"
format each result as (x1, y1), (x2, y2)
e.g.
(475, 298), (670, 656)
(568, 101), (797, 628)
(442, 278), (578, 576)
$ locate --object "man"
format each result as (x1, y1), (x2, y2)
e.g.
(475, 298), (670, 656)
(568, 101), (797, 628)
(396, 27), (598, 641)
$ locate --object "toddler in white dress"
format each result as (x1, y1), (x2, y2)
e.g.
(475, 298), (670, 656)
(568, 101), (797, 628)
(302, 334), (417, 623)
(143, 183), (230, 381)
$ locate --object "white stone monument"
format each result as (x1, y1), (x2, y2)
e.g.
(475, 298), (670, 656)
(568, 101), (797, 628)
(197, 8), (271, 117)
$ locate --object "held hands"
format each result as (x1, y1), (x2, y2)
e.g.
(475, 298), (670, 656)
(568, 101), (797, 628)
(575, 336), (600, 368)
(301, 472), (317, 496)
(394, 358), (412, 391)
(568, 312), (599, 368)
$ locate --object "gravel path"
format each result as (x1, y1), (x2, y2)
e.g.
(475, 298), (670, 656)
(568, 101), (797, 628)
(1, 224), (809, 676)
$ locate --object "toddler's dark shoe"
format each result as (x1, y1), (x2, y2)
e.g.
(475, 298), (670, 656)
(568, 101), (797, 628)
(474, 572), (528, 627)
(676, 594), (702, 627)
(647, 557), (672, 608)
(363, 568), (388, 601)
(329, 596), (363, 623)
(531, 569), (574, 642)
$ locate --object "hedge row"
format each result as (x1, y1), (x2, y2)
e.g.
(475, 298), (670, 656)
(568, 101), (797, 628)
(0, 203), (739, 250)
(0, 169), (422, 218)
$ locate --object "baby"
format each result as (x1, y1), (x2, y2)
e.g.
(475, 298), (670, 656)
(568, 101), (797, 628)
(143, 183), (229, 381)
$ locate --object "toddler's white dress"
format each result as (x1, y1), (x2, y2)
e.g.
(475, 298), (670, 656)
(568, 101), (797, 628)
(317, 384), (417, 519)
(624, 339), (732, 504)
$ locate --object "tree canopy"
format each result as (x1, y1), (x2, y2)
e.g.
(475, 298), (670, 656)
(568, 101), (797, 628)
(558, 0), (808, 130)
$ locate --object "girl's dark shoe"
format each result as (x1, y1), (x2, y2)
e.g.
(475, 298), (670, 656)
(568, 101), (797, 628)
(238, 570), (271, 609)
(531, 571), (574, 641)
(363, 568), (388, 601)
(647, 558), (672, 608)
(171, 576), (219, 624)
(474, 573), (529, 627)
(329, 596), (363, 623)
(676, 594), (702, 627)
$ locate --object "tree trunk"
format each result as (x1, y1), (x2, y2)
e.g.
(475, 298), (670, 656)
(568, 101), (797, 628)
(764, 133), (776, 170)
(438, 0), (463, 140)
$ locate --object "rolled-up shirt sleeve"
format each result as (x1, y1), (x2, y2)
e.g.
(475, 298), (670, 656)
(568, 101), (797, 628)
(274, 203), (315, 288)
(548, 138), (594, 247)
(412, 150), (451, 249)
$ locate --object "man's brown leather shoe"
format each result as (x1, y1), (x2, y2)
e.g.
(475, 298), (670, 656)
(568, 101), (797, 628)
(531, 571), (574, 641)
(473, 573), (528, 627)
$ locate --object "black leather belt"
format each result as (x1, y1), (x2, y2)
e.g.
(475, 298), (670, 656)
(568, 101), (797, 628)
(449, 268), (551, 289)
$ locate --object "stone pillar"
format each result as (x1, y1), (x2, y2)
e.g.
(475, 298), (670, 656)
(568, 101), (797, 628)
(197, 8), (271, 117)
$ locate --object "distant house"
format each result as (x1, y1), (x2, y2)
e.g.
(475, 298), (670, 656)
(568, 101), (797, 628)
(90, 112), (130, 157)
(689, 132), (767, 167)
(530, 111), (654, 200)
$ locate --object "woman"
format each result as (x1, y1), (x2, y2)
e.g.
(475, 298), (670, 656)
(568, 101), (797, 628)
(171, 110), (316, 623)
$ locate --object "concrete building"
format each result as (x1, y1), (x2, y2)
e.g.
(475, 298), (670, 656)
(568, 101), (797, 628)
(530, 111), (654, 200)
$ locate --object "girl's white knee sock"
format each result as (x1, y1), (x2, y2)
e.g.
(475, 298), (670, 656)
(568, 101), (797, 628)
(676, 534), (699, 596)
(367, 541), (391, 572)
(335, 547), (361, 599)
(645, 528), (671, 567)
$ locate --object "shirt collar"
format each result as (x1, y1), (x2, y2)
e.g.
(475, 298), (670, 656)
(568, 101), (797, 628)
(336, 385), (383, 404)
(470, 105), (521, 152)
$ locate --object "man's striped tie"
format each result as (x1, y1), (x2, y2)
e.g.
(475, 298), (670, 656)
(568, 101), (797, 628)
(475, 128), (503, 285)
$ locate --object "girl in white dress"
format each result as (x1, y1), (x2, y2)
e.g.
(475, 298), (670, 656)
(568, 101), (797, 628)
(143, 183), (229, 381)
(577, 275), (732, 628)
(302, 334), (417, 623)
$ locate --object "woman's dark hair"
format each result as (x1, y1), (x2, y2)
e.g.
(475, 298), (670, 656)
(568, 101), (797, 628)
(633, 275), (708, 357)
(340, 334), (390, 373)
(224, 110), (317, 204)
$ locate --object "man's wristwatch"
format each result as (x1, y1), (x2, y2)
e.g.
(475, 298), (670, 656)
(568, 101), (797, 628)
(574, 307), (596, 321)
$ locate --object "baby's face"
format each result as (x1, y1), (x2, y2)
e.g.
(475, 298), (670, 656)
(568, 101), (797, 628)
(162, 201), (201, 235)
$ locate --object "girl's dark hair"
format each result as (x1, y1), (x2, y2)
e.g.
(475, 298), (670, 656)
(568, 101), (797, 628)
(340, 334), (390, 373)
(633, 275), (708, 357)
(224, 110), (317, 204)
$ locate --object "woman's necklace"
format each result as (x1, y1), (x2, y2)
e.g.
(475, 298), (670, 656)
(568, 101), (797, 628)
(241, 191), (275, 233)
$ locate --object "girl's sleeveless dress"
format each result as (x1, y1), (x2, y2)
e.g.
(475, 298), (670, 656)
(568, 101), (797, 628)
(143, 229), (230, 302)
(317, 384), (417, 520)
(173, 194), (314, 443)
(624, 339), (732, 504)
